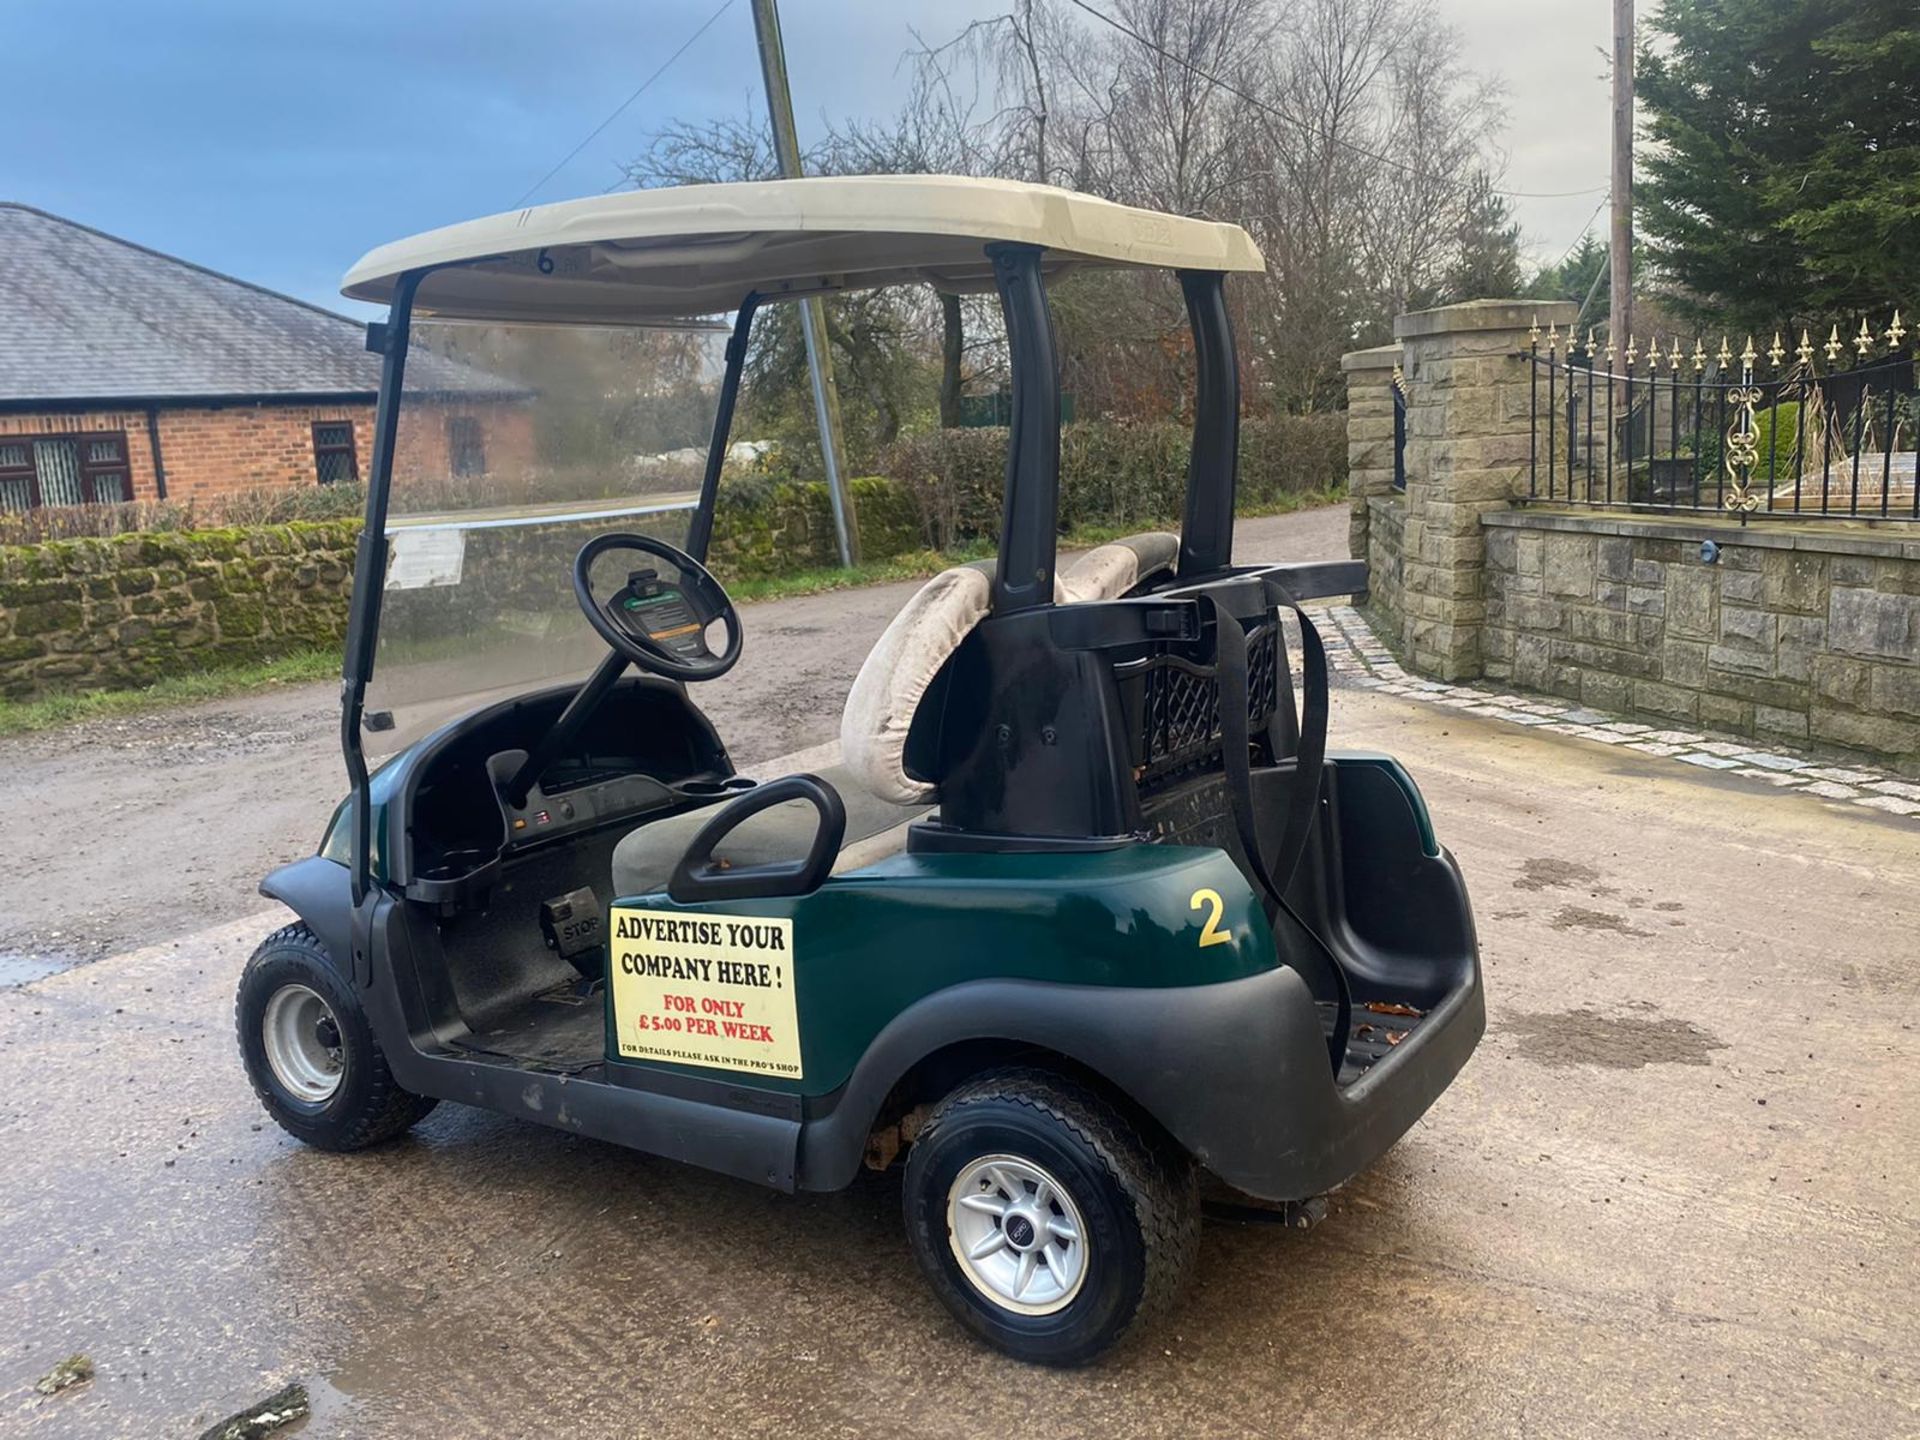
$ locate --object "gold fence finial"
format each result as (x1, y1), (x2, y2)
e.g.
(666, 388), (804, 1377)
(1767, 332), (1785, 368)
(1604, 333), (1617, 367)
(1717, 335), (1732, 368)
(1855, 317), (1874, 357)
(1585, 327), (1597, 359)
(1692, 338), (1707, 372)
(1886, 310), (1906, 350)
(1624, 334), (1638, 366)
(1824, 324), (1844, 362)
(1528, 314), (1541, 347)
(1668, 337), (1683, 371)
(1740, 335), (1757, 367)
(1547, 321), (1560, 354)
(1796, 329), (1814, 366)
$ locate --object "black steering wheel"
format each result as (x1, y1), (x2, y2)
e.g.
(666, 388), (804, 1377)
(573, 532), (742, 683)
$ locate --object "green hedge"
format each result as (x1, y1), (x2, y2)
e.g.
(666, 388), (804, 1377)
(708, 475), (924, 577)
(883, 414), (1347, 550)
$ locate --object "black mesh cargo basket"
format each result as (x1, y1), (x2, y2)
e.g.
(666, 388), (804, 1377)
(1112, 620), (1280, 787)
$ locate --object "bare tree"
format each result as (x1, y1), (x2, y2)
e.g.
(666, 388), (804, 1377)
(625, 0), (1513, 421)
(623, 109), (788, 187)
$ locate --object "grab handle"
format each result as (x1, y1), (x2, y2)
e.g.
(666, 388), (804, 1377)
(667, 774), (847, 903)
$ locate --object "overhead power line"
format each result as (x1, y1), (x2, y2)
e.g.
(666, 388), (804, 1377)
(1061, 0), (1607, 203)
(514, 0), (737, 209)
(1547, 192), (1610, 275)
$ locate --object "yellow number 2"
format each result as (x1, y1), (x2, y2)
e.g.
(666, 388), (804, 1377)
(1189, 888), (1231, 948)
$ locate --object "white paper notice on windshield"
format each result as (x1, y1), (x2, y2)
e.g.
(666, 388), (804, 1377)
(384, 528), (466, 590)
(608, 909), (802, 1079)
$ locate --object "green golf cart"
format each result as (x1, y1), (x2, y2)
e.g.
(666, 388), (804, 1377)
(238, 175), (1483, 1365)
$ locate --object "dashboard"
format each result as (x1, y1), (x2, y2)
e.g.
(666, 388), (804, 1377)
(390, 676), (739, 900)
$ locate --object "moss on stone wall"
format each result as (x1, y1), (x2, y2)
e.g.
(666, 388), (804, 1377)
(0, 478), (932, 699)
(0, 520), (360, 699)
(706, 476), (925, 578)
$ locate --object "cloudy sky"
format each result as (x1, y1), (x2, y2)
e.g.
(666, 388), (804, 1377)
(5, 0), (1614, 316)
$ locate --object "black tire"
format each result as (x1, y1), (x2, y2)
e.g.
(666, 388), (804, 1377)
(902, 1067), (1200, 1366)
(235, 923), (436, 1151)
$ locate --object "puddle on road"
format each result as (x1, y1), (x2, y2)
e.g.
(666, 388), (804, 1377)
(0, 950), (69, 987)
(1514, 857), (1606, 893)
(1507, 1005), (1728, 1070)
(1548, 904), (1652, 937)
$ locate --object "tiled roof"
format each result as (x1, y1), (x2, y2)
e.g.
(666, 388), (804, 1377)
(0, 203), (511, 404)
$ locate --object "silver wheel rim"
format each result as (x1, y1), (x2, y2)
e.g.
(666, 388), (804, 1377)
(261, 983), (344, 1104)
(946, 1154), (1089, 1316)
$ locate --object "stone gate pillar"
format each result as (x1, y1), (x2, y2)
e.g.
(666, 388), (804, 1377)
(1339, 343), (1401, 575)
(1390, 298), (1575, 680)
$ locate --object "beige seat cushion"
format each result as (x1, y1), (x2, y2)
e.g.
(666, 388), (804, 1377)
(836, 538), (1175, 807)
(1058, 531), (1179, 603)
(839, 563), (993, 806)
(611, 534), (1182, 900)
(611, 758), (931, 900)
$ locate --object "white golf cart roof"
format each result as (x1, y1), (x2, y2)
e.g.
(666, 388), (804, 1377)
(342, 175), (1265, 325)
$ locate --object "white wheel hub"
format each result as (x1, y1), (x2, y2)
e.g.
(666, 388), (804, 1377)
(262, 983), (344, 1104)
(946, 1154), (1089, 1315)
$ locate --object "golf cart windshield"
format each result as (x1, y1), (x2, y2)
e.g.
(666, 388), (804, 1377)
(363, 318), (726, 754)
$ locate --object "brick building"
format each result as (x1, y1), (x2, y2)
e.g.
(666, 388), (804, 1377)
(0, 203), (528, 513)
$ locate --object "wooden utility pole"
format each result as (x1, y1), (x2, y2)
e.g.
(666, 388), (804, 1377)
(1609, 0), (1634, 355)
(751, 0), (859, 565)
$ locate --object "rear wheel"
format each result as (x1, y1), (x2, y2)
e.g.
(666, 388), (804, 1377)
(902, 1068), (1199, 1366)
(235, 923), (436, 1151)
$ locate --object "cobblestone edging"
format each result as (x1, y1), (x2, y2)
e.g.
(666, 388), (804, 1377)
(1314, 604), (1920, 826)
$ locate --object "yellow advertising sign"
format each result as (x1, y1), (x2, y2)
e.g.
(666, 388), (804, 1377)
(608, 908), (802, 1079)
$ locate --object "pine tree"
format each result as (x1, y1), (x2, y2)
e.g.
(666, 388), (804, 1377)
(1442, 171), (1524, 302)
(1637, 0), (1920, 331)
(1528, 233), (1610, 314)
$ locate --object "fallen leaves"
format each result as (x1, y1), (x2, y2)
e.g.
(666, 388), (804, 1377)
(1364, 1001), (1424, 1018)
(34, 1354), (93, 1396)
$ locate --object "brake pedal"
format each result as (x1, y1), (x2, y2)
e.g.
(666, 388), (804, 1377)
(540, 887), (606, 979)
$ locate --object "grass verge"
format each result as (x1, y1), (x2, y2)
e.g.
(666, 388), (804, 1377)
(0, 649), (340, 737)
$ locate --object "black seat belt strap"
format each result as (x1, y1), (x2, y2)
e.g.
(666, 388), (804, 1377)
(1209, 595), (1352, 1072)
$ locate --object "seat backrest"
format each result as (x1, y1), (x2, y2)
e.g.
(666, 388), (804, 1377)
(838, 532), (1180, 806)
(1057, 531), (1179, 603)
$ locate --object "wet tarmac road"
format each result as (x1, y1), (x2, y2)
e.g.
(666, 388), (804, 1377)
(4, 678), (1917, 1437)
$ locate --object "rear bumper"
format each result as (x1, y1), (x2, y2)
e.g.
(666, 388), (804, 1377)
(1131, 953), (1484, 1202)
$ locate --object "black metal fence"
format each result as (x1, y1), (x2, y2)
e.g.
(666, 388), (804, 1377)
(1391, 365), (1407, 491)
(1526, 322), (1918, 523)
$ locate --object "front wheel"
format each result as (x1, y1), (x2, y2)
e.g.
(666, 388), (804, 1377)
(235, 923), (436, 1151)
(902, 1068), (1199, 1366)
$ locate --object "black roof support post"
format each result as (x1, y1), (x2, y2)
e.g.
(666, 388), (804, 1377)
(342, 269), (422, 906)
(1176, 269), (1240, 578)
(685, 294), (761, 564)
(988, 243), (1060, 613)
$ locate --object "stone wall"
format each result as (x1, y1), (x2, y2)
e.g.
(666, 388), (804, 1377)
(1340, 344), (1399, 584)
(1480, 511), (1920, 772)
(1365, 493), (1405, 639)
(1349, 300), (1577, 680)
(1347, 297), (1919, 772)
(0, 477), (932, 699)
(0, 521), (357, 697)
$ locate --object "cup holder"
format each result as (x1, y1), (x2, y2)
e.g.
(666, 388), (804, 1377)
(677, 776), (757, 798)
